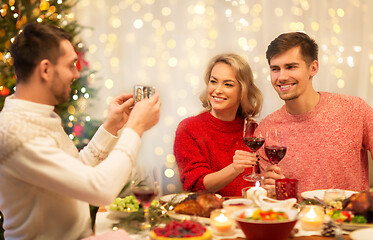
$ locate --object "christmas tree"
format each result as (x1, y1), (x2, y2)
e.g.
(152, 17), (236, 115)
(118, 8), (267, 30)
(0, 0), (100, 235)
(0, 0), (99, 148)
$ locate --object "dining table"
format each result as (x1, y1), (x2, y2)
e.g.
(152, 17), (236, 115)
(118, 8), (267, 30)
(94, 208), (354, 240)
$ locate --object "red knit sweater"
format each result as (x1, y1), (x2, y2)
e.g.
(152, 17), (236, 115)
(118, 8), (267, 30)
(257, 92), (373, 193)
(174, 111), (257, 196)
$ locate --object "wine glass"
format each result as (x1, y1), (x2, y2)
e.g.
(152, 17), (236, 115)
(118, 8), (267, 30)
(131, 167), (159, 237)
(264, 129), (287, 165)
(242, 118), (265, 183)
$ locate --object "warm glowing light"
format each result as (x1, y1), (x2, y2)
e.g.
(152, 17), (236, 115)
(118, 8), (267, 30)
(155, 147), (164, 156)
(337, 8), (345, 17)
(105, 79), (114, 89)
(177, 107), (187, 116)
(164, 169), (175, 178)
(337, 79), (345, 88)
(162, 7), (171, 16)
(133, 19), (143, 29)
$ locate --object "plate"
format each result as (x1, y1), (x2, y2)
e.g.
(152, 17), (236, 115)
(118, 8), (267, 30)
(300, 189), (358, 200)
(340, 223), (373, 231)
(350, 227), (373, 239)
(167, 211), (211, 225)
(159, 193), (193, 204)
(106, 209), (136, 219)
(159, 192), (222, 204)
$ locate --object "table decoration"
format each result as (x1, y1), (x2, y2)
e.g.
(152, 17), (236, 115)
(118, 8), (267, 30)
(244, 180), (296, 209)
(300, 205), (325, 231)
(275, 178), (299, 201)
(210, 209), (235, 235)
(244, 180), (267, 201)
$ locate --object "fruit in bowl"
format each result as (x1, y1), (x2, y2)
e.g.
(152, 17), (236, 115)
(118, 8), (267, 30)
(232, 207), (299, 240)
(107, 196), (140, 218)
(107, 196), (158, 218)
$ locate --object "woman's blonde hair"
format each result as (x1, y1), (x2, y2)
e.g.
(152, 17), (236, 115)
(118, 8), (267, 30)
(200, 53), (263, 118)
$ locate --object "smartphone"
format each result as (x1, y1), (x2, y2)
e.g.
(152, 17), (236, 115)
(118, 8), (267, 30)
(134, 85), (155, 103)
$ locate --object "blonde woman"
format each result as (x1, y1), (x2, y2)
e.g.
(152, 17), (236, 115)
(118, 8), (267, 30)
(174, 53), (263, 196)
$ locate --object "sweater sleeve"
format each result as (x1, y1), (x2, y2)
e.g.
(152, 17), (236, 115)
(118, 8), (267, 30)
(174, 120), (212, 192)
(79, 125), (119, 166)
(2, 128), (141, 206)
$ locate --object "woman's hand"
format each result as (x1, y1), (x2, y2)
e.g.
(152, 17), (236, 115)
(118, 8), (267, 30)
(232, 150), (257, 174)
(262, 164), (285, 191)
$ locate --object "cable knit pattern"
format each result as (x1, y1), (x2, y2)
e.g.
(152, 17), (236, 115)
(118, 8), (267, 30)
(257, 92), (373, 193)
(84, 140), (110, 163)
(0, 106), (78, 163)
(174, 111), (257, 197)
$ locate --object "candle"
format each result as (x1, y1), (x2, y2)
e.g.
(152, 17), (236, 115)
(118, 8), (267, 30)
(245, 181), (267, 201)
(210, 209), (234, 235)
(300, 205), (325, 231)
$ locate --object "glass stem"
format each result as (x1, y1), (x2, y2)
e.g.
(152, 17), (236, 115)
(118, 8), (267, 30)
(144, 206), (151, 229)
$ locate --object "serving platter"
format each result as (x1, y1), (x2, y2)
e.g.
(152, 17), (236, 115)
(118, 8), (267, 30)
(159, 192), (222, 204)
(339, 222), (373, 231)
(106, 208), (136, 219)
(160, 192), (223, 225)
(300, 189), (358, 200)
(167, 211), (211, 225)
(159, 192), (193, 204)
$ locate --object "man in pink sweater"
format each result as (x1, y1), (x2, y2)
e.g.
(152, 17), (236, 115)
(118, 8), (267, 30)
(257, 32), (373, 194)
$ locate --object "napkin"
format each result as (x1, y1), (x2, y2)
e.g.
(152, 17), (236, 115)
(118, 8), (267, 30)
(82, 229), (133, 240)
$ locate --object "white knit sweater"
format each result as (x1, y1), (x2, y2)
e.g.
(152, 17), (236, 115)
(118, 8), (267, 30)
(0, 96), (141, 240)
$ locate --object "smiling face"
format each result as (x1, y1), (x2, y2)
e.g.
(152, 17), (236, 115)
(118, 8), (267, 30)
(208, 62), (241, 121)
(269, 46), (318, 103)
(49, 40), (79, 105)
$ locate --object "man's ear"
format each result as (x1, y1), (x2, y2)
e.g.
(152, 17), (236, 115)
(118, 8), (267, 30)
(39, 59), (53, 82)
(309, 60), (319, 78)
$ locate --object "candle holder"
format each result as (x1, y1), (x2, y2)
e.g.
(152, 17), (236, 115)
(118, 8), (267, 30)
(300, 205), (325, 231)
(323, 189), (345, 209)
(242, 180), (267, 201)
(275, 178), (299, 201)
(210, 209), (235, 235)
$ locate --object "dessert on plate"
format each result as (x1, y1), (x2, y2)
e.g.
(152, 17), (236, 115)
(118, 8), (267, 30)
(150, 220), (212, 240)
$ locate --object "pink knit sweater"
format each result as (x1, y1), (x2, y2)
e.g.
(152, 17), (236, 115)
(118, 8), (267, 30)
(257, 92), (373, 193)
(174, 112), (257, 196)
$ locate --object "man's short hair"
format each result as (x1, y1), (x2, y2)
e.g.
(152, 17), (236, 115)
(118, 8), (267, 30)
(266, 32), (318, 65)
(10, 22), (72, 83)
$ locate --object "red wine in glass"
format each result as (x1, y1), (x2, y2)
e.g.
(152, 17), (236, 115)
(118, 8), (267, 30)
(265, 146), (287, 164)
(132, 168), (159, 237)
(133, 186), (157, 208)
(242, 118), (264, 182)
(244, 137), (265, 152)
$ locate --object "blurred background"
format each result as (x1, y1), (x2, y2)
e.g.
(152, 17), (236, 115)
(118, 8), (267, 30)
(1, 0), (372, 196)
(73, 0), (373, 195)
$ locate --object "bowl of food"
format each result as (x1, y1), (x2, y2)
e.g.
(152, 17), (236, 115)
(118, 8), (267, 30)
(232, 207), (299, 240)
(107, 196), (139, 218)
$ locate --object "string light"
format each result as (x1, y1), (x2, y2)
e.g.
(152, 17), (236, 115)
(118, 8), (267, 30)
(41, 0), (373, 194)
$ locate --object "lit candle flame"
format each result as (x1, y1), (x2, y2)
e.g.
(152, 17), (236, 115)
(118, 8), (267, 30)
(215, 213), (228, 222)
(305, 207), (317, 218)
(255, 181), (260, 187)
